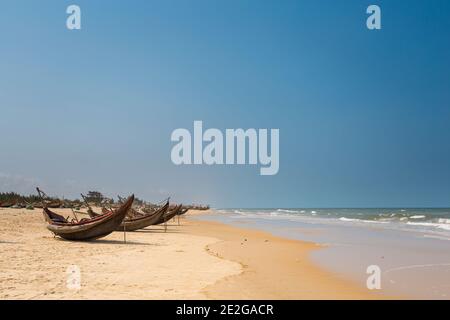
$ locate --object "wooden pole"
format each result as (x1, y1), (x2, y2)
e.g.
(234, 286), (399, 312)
(164, 216), (167, 233)
(81, 194), (93, 212)
(36, 187), (46, 208)
(71, 207), (79, 223)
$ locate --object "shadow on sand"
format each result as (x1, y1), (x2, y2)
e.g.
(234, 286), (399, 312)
(94, 239), (165, 246)
(0, 241), (20, 244)
(53, 238), (159, 246)
(133, 228), (183, 234)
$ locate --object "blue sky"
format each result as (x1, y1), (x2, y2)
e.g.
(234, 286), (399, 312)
(0, 0), (449, 207)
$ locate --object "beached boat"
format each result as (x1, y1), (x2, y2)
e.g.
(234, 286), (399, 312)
(179, 208), (189, 215)
(33, 200), (63, 209)
(101, 206), (144, 218)
(47, 200), (63, 208)
(115, 200), (170, 231)
(42, 195), (134, 241)
(91, 199), (171, 231)
(0, 201), (15, 208)
(154, 204), (183, 225)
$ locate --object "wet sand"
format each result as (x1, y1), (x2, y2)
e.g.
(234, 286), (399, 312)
(0, 208), (387, 299)
(187, 216), (386, 299)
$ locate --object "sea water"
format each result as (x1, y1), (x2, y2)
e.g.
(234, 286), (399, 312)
(196, 208), (450, 299)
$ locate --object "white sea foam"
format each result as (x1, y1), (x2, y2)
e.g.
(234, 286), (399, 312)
(339, 217), (388, 224)
(339, 217), (359, 222)
(423, 234), (450, 241)
(407, 222), (437, 227)
(223, 209), (450, 234)
(407, 221), (450, 231)
(276, 209), (297, 213)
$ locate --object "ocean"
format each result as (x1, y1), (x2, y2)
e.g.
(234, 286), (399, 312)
(197, 208), (450, 299)
(216, 208), (450, 235)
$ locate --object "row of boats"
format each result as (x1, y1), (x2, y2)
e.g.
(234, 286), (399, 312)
(35, 189), (208, 241)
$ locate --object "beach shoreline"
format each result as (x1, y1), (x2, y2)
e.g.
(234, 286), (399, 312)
(198, 208), (450, 299)
(188, 212), (387, 299)
(0, 207), (387, 299)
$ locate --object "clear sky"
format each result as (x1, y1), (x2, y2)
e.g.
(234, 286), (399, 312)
(1, 0), (449, 207)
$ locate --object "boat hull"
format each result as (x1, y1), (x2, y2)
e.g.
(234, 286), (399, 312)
(153, 204), (183, 225)
(116, 202), (169, 231)
(44, 195), (134, 241)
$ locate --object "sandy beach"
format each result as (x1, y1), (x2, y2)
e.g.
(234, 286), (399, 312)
(0, 208), (386, 299)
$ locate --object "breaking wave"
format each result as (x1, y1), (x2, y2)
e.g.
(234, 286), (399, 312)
(216, 208), (450, 234)
(276, 209), (298, 213)
(339, 217), (388, 224)
(407, 221), (450, 231)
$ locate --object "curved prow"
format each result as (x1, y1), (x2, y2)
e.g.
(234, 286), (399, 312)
(120, 194), (135, 214)
(43, 207), (67, 224)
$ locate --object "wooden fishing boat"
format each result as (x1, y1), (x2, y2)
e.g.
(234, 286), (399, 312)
(179, 208), (189, 215)
(42, 195), (134, 241)
(92, 199), (171, 231)
(115, 200), (170, 231)
(47, 200), (63, 208)
(33, 200), (62, 209)
(101, 207), (143, 218)
(154, 204), (183, 225)
(141, 206), (158, 214)
(0, 201), (15, 208)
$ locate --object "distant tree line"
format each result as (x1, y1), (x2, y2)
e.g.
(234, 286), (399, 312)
(0, 191), (146, 206)
(0, 192), (43, 204)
